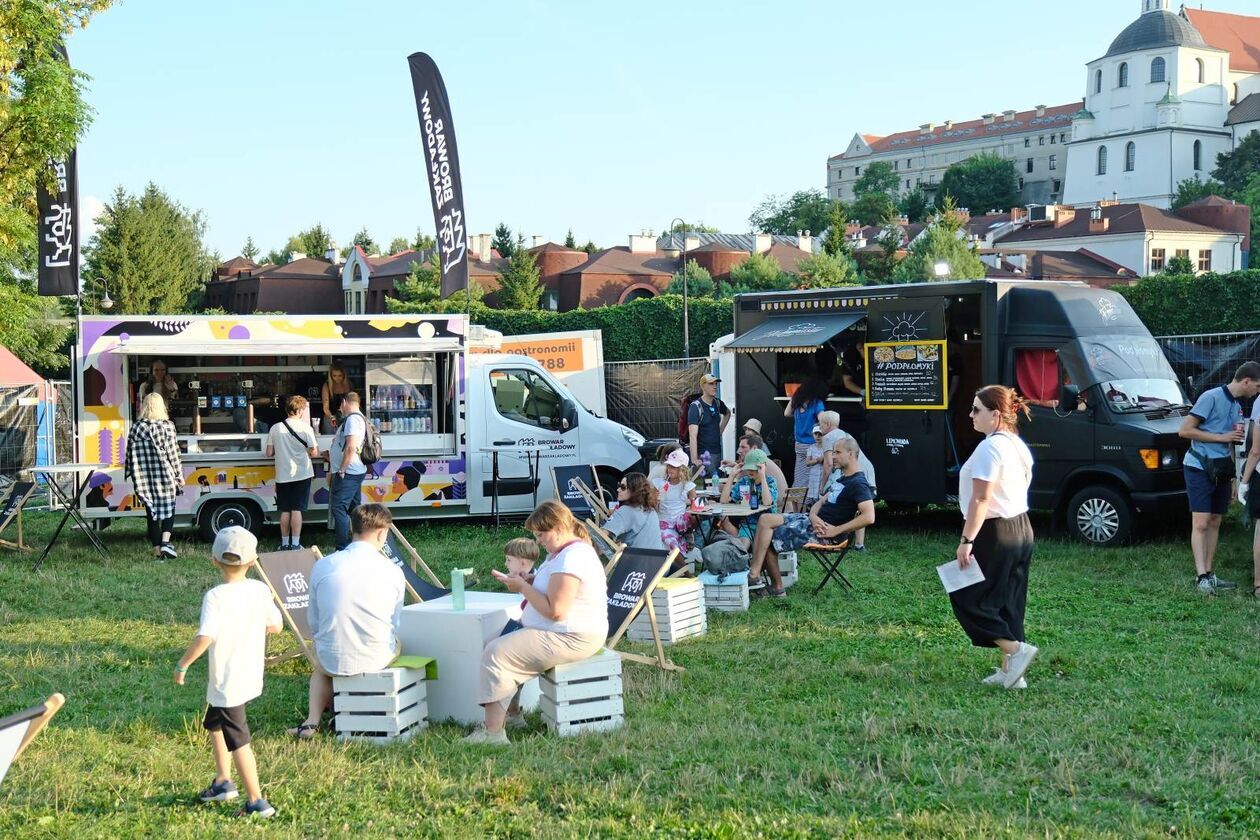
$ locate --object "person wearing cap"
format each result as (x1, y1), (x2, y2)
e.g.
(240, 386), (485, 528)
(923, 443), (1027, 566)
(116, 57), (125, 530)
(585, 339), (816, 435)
(174, 526), (282, 819)
(742, 418), (762, 437)
(804, 425), (826, 503)
(723, 433), (787, 493)
(719, 448), (779, 542)
(687, 373), (730, 476)
(654, 447), (698, 553)
(288, 503), (404, 740)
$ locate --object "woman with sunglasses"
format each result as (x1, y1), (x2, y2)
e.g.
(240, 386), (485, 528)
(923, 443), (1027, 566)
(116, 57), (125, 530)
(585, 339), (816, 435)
(953, 385), (1039, 691)
(603, 473), (666, 551)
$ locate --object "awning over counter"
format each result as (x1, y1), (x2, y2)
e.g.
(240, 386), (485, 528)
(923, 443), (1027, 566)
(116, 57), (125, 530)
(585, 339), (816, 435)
(726, 312), (864, 354)
(107, 338), (463, 356)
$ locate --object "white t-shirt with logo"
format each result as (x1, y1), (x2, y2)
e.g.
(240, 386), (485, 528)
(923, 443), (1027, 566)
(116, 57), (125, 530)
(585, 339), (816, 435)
(268, 418), (318, 482)
(197, 579), (282, 708)
(958, 431), (1034, 520)
(653, 477), (696, 521)
(522, 541), (608, 636)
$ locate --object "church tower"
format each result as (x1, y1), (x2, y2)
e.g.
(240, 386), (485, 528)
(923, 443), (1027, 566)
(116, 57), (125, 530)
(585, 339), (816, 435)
(1063, 0), (1232, 208)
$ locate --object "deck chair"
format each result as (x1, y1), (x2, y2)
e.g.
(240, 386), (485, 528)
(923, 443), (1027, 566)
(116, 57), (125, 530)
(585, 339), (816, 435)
(779, 486), (808, 514)
(801, 537), (854, 595)
(253, 547), (323, 667)
(604, 546), (683, 672)
(572, 477), (610, 524)
(586, 519), (626, 573)
(383, 524), (450, 603)
(0, 693), (65, 788)
(0, 480), (37, 552)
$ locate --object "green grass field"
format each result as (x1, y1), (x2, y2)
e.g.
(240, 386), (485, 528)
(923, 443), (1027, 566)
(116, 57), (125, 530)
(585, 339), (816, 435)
(2, 507), (1259, 839)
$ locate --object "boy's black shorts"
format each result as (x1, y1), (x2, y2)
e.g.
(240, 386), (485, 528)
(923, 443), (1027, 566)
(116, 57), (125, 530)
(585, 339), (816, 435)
(203, 704), (251, 751)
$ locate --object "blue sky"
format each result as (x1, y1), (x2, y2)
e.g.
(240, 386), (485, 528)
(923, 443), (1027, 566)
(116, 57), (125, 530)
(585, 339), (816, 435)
(66, 0), (1256, 259)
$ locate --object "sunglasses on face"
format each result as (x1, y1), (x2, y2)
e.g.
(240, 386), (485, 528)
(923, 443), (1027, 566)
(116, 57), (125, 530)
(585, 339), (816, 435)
(617, 483), (628, 490)
(969, 404), (988, 415)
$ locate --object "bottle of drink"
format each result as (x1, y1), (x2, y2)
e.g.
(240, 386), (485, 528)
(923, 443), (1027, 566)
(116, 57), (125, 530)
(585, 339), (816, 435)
(382, 414), (392, 434)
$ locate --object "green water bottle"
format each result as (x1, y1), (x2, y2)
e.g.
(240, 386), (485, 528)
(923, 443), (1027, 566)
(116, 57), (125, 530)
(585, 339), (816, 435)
(450, 567), (473, 611)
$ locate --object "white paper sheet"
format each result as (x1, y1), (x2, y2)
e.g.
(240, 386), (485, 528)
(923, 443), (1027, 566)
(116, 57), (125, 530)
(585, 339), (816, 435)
(936, 558), (985, 593)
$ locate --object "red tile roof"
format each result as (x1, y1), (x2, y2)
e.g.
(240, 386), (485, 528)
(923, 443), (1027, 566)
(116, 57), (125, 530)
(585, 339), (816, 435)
(997, 203), (1229, 243)
(764, 243), (811, 274)
(528, 242), (583, 255)
(832, 102), (1080, 159)
(1184, 8), (1260, 74)
(561, 247), (678, 277)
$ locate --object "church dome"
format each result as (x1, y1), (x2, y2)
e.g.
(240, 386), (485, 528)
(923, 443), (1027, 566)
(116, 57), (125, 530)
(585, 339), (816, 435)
(1105, 10), (1207, 56)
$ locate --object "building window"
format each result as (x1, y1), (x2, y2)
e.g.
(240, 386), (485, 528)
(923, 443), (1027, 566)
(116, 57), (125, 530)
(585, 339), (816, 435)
(1198, 250), (1212, 272)
(1097, 145), (1107, 175)
(1049, 154), (1057, 170)
(1095, 69), (1103, 94)
(1125, 141), (1135, 172)
(1018, 177), (1025, 190)
(905, 179), (911, 189)
(894, 160), (899, 170)
(1150, 57), (1166, 84)
(1059, 133), (1066, 143)
(1118, 62), (1128, 88)
(1038, 136), (1045, 146)
(906, 158), (912, 168)
(1025, 158), (1034, 173)
(1053, 179), (1062, 193)
(1232, 83), (1239, 105)
(1196, 58), (1205, 83)
(855, 166), (861, 176)
(1024, 137), (1030, 148)
(1193, 139), (1202, 171)
(1050, 134), (1056, 144)
(1175, 248), (1190, 263)
(1150, 248), (1166, 271)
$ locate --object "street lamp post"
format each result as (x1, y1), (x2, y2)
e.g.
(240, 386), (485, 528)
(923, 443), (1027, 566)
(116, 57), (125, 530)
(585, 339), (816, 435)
(670, 217), (690, 357)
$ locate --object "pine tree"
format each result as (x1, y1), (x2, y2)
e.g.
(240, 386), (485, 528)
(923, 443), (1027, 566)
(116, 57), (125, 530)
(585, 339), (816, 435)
(496, 246), (544, 309)
(241, 236), (259, 261)
(491, 223), (516, 259)
(564, 228), (577, 248)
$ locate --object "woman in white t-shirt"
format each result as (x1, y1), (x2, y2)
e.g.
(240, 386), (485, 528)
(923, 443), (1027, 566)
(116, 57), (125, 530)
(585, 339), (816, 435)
(953, 385), (1040, 691)
(468, 500), (608, 744)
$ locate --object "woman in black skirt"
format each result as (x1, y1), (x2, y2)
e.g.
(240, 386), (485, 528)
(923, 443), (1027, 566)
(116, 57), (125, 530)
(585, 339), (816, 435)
(953, 385), (1039, 689)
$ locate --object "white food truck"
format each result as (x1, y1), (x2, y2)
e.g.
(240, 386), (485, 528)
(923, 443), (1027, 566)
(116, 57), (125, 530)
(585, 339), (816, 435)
(75, 314), (645, 538)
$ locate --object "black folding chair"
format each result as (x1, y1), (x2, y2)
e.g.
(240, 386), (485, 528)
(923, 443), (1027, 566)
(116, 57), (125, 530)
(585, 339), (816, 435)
(802, 538), (854, 595)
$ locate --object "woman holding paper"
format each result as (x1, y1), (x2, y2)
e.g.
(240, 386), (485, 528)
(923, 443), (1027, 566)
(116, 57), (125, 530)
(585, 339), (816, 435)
(953, 385), (1039, 690)
(468, 500), (608, 745)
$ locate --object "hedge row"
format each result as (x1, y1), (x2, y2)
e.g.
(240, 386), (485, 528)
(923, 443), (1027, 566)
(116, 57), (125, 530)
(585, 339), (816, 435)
(1114, 270), (1260, 336)
(390, 294), (734, 361)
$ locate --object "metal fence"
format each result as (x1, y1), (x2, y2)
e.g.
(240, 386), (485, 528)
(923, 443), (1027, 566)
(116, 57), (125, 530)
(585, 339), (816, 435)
(0, 381), (73, 504)
(604, 357), (710, 441)
(1154, 331), (1260, 399)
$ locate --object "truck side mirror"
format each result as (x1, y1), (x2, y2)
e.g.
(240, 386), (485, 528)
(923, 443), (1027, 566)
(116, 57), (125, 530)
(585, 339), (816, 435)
(1060, 383), (1080, 409)
(560, 398), (577, 431)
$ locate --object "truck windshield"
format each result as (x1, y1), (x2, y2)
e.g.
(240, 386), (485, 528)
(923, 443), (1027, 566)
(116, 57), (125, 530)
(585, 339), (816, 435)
(1098, 378), (1186, 413)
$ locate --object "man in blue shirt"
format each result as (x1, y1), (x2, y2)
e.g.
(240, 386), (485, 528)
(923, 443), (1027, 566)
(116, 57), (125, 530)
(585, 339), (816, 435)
(687, 373), (730, 476)
(1179, 362), (1260, 593)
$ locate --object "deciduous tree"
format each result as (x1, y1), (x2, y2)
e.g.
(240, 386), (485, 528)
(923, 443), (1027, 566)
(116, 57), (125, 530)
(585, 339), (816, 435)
(748, 189), (832, 236)
(1212, 132), (1260, 195)
(853, 162), (898, 199)
(724, 251), (792, 295)
(796, 251), (859, 289)
(666, 259), (714, 297)
(388, 236), (411, 255)
(936, 153), (1019, 214)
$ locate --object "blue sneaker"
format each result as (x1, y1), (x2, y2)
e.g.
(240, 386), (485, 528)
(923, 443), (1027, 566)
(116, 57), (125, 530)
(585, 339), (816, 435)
(198, 777), (238, 802)
(237, 798), (276, 818)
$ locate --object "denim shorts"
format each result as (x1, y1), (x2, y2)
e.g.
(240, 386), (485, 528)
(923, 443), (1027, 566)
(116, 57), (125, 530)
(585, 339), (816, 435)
(1184, 464), (1231, 515)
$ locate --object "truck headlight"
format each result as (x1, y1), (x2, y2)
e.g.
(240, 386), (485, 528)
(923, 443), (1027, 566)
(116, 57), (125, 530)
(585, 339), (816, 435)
(621, 427), (645, 448)
(1160, 450), (1179, 468)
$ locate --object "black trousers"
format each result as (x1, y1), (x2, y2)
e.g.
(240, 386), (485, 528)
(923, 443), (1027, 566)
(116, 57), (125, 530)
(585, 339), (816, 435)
(143, 504), (174, 546)
(950, 513), (1033, 648)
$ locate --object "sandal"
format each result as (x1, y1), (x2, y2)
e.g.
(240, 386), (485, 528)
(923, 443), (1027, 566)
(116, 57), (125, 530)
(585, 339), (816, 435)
(1252, 586), (1260, 599)
(286, 722), (319, 739)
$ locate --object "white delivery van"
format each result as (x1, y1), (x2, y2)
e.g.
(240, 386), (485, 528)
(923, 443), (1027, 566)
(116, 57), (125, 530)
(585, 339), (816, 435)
(74, 314), (645, 538)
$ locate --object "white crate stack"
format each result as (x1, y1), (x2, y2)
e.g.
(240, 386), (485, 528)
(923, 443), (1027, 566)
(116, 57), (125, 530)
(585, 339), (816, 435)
(540, 649), (625, 737)
(779, 551), (798, 589)
(627, 577), (707, 644)
(332, 666), (428, 744)
(703, 577), (750, 613)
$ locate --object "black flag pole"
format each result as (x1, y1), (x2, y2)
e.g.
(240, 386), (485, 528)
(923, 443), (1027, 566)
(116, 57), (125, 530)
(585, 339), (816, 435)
(407, 53), (469, 307)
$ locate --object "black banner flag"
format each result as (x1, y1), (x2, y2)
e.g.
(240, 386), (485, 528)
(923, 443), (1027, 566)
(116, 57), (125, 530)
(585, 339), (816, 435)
(407, 52), (468, 301)
(37, 44), (80, 297)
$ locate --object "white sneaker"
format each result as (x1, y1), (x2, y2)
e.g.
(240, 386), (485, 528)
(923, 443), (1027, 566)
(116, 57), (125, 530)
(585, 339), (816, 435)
(462, 726), (509, 746)
(981, 669), (1026, 689)
(1003, 643), (1039, 688)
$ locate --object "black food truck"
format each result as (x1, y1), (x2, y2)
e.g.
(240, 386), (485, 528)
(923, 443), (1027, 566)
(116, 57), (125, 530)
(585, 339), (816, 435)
(715, 279), (1189, 546)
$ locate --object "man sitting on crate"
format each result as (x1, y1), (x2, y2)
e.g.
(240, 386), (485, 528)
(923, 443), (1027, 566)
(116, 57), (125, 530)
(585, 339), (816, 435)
(286, 504), (404, 740)
(745, 437), (875, 598)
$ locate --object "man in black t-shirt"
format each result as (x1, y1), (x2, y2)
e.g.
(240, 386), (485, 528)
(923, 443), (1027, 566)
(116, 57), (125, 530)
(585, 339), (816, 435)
(745, 436), (876, 597)
(686, 372), (730, 475)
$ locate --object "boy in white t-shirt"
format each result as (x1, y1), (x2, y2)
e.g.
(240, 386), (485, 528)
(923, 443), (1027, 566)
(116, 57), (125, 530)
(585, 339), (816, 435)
(174, 527), (282, 819)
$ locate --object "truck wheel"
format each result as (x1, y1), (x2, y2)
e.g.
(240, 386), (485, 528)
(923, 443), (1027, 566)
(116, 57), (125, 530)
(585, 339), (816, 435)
(198, 499), (264, 542)
(1066, 486), (1132, 546)
(595, 467), (623, 508)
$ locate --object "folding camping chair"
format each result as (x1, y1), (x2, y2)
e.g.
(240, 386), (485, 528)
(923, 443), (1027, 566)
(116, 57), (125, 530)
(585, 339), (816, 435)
(0, 693), (65, 788)
(801, 537), (854, 595)
(779, 486), (808, 514)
